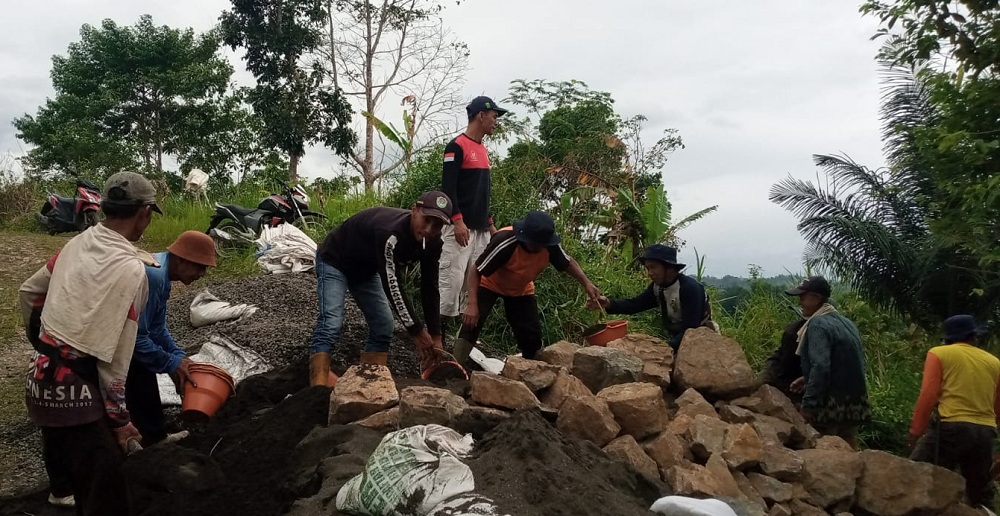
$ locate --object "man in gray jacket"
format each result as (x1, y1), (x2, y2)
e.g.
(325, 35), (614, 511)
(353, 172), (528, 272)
(785, 275), (871, 448)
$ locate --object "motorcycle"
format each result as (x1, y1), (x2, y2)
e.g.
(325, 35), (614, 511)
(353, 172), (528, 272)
(207, 184), (325, 255)
(36, 179), (102, 235)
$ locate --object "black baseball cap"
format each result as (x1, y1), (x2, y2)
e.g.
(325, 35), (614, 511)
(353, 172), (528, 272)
(416, 191), (453, 224)
(466, 96), (508, 118)
(784, 275), (832, 298)
(513, 210), (559, 246)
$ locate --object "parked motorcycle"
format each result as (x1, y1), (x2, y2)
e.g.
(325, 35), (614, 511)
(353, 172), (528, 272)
(36, 179), (102, 235)
(207, 184), (325, 255)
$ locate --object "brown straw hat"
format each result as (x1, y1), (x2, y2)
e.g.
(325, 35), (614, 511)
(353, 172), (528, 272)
(167, 231), (218, 267)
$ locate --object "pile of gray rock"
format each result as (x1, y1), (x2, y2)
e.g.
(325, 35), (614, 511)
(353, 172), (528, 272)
(326, 328), (981, 516)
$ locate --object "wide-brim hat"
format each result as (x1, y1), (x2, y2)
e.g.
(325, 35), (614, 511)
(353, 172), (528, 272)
(513, 210), (559, 246)
(637, 244), (685, 269)
(942, 314), (987, 341)
(167, 231), (217, 267)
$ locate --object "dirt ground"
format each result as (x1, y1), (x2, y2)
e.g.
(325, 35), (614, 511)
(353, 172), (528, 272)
(0, 230), (662, 515)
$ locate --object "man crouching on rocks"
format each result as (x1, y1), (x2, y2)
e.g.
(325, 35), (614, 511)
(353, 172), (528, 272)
(308, 191), (454, 386)
(20, 172), (160, 515)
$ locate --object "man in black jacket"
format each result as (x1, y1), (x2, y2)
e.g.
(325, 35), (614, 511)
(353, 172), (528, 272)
(757, 317), (807, 401)
(307, 191), (453, 385)
(589, 244), (715, 351)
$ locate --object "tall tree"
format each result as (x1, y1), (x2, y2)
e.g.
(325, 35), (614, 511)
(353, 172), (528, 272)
(319, 0), (468, 192)
(221, 0), (356, 183)
(14, 15), (236, 177)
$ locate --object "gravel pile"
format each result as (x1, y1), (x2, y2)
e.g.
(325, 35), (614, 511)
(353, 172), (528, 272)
(166, 271), (421, 378)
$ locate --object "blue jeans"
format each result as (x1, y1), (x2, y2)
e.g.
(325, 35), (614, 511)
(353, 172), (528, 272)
(309, 258), (394, 354)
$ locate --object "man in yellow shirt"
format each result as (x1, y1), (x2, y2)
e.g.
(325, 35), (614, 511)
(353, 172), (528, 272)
(908, 314), (1000, 509)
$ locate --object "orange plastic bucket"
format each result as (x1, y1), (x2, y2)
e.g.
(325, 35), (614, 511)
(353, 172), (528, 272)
(583, 320), (629, 346)
(181, 363), (235, 423)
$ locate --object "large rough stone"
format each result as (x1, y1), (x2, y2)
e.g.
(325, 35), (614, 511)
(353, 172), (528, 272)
(705, 453), (742, 498)
(597, 382), (669, 440)
(747, 472), (793, 503)
(352, 406), (400, 432)
(536, 340), (581, 368)
(767, 504), (793, 516)
(329, 364), (399, 424)
(750, 414), (795, 447)
(572, 346), (643, 393)
(733, 470), (768, 513)
(399, 386), (468, 427)
(788, 499), (828, 516)
(470, 371), (540, 411)
(718, 404), (756, 424)
(538, 368), (592, 410)
(722, 422), (762, 470)
(666, 463), (725, 498)
(667, 413), (695, 437)
(556, 394), (621, 447)
(642, 431), (690, 479)
(759, 443), (804, 482)
(732, 385), (804, 425)
(676, 388), (719, 420)
(796, 449), (864, 510)
(855, 449), (965, 515)
(606, 333), (674, 389)
(603, 435), (660, 481)
(673, 327), (755, 399)
(815, 435), (854, 452)
(500, 356), (562, 392)
(687, 414), (729, 461)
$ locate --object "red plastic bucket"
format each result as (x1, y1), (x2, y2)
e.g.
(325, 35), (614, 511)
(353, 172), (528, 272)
(181, 363), (235, 423)
(583, 320), (629, 346)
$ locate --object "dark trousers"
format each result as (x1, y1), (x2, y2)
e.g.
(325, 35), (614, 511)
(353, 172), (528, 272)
(125, 362), (167, 445)
(41, 420), (130, 516)
(458, 287), (543, 359)
(910, 421), (997, 507)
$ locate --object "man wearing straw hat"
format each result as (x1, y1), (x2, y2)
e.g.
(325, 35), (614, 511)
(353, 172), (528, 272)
(588, 244), (715, 351)
(908, 314), (1000, 510)
(125, 231), (217, 446)
(20, 172), (160, 514)
(453, 210), (601, 364)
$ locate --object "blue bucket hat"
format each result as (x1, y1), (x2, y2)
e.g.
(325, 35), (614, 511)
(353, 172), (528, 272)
(637, 244), (685, 269)
(512, 211), (559, 246)
(942, 314), (987, 342)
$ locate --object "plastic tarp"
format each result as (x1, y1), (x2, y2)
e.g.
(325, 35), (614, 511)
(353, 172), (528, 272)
(649, 496), (738, 516)
(189, 290), (258, 328)
(336, 425), (507, 516)
(255, 224), (317, 274)
(157, 335), (272, 407)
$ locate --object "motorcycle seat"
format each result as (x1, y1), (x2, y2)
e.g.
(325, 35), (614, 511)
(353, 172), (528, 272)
(219, 204), (257, 217)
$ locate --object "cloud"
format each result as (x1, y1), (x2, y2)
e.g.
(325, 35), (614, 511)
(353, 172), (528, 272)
(0, 0), (889, 276)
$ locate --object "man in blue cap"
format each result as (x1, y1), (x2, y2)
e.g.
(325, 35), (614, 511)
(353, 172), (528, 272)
(452, 210), (600, 363)
(439, 96), (508, 335)
(908, 314), (1000, 510)
(589, 244), (715, 351)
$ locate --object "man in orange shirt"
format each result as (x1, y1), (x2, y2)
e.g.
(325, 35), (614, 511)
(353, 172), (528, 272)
(453, 210), (601, 362)
(908, 314), (1000, 509)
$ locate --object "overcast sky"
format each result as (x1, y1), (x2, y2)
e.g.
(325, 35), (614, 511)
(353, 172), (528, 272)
(0, 1), (886, 277)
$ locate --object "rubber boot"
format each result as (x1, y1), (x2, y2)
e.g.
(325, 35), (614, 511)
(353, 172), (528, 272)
(359, 352), (389, 366)
(309, 352), (332, 387)
(452, 338), (475, 364)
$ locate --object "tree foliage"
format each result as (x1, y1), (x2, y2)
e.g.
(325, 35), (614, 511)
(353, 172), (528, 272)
(320, 0), (468, 192)
(221, 0), (356, 183)
(14, 15), (239, 178)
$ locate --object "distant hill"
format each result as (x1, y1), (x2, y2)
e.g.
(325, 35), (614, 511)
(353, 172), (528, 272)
(701, 274), (798, 290)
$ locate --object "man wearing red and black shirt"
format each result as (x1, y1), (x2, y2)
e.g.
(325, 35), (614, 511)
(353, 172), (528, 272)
(439, 96), (507, 348)
(454, 211), (601, 361)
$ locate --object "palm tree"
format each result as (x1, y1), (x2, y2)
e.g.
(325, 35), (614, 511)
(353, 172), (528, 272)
(770, 58), (1000, 328)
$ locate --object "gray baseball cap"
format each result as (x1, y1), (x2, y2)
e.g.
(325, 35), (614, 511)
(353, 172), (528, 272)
(102, 172), (162, 214)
